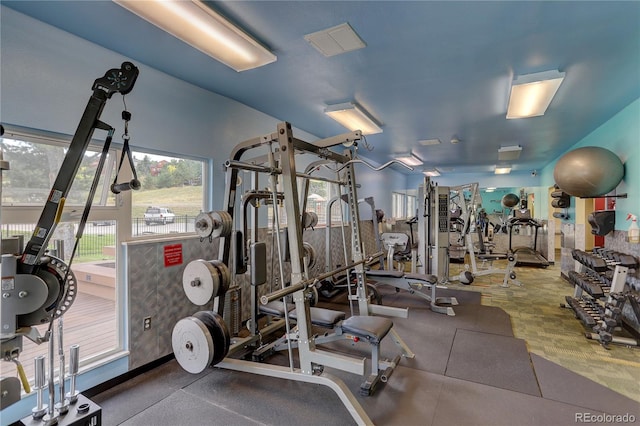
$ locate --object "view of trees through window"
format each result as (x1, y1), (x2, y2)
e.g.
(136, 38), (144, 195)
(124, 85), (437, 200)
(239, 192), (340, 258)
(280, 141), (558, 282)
(1, 135), (116, 206)
(131, 151), (205, 235)
(0, 134), (207, 380)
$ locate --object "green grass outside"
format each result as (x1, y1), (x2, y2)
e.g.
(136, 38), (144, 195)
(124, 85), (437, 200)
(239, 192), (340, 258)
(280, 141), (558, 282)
(131, 185), (203, 217)
(4, 186), (204, 264)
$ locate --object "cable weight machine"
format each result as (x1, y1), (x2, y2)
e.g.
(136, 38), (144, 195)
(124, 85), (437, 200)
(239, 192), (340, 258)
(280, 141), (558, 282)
(1, 62), (139, 421)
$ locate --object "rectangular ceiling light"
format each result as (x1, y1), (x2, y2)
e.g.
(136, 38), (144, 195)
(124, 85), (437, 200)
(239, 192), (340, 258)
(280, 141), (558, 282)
(506, 70), (565, 119)
(423, 169), (441, 177)
(305, 23), (366, 57)
(485, 187), (496, 192)
(494, 165), (512, 175)
(114, 0), (276, 72)
(418, 138), (442, 146)
(395, 153), (423, 167)
(498, 145), (522, 161)
(324, 102), (382, 135)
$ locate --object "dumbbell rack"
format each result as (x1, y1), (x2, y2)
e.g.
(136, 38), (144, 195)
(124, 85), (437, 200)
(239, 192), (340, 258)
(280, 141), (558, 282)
(564, 248), (640, 348)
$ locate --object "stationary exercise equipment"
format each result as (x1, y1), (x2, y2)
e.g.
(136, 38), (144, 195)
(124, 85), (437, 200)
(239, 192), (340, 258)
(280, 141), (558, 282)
(508, 209), (550, 268)
(1, 62), (137, 417)
(417, 177), (451, 283)
(172, 122), (414, 425)
(553, 146), (624, 197)
(447, 183), (521, 288)
(380, 216), (419, 272)
(353, 192), (458, 315)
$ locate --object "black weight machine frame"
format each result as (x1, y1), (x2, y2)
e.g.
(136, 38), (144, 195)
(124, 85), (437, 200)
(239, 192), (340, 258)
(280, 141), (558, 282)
(1, 62), (139, 413)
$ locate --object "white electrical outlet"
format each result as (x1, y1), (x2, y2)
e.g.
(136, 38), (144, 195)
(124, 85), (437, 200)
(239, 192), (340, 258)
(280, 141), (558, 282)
(143, 316), (151, 331)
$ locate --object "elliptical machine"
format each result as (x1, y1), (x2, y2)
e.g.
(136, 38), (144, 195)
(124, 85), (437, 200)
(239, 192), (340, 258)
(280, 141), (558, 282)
(380, 215), (419, 273)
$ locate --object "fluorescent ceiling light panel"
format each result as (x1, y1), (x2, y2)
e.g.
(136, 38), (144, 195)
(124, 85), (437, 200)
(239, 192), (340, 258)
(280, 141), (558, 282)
(506, 70), (565, 119)
(494, 165), (512, 175)
(114, 0), (276, 72)
(395, 154), (423, 167)
(423, 169), (441, 177)
(305, 23), (366, 57)
(324, 102), (382, 135)
(485, 187), (496, 192)
(418, 138), (442, 146)
(498, 145), (522, 161)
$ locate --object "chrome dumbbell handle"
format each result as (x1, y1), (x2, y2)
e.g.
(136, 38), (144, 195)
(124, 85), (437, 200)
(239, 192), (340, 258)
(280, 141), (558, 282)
(32, 356), (48, 419)
(55, 319), (70, 414)
(66, 344), (80, 404)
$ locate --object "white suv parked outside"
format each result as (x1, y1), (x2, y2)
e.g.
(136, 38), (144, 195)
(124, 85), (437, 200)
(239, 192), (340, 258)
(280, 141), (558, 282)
(144, 206), (176, 225)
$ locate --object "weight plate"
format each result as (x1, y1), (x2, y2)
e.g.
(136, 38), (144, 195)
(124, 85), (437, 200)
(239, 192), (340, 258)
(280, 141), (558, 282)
(183, 260), (219, 306)
(308, 285), (319, 307)
(193, 311), (230, 366)
(194, 211), (215, 238)
(302, 211), (318, 229)
(172, 316), (214, 374)
(303, 242), (317, 269)
(209, 260), (231, 295)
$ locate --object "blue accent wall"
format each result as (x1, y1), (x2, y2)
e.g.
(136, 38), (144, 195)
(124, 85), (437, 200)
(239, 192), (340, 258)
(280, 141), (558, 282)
(541, 98), (640, 229)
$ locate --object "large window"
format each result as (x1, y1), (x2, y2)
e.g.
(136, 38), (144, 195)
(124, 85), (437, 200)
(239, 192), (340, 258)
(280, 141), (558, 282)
(130, 151), (205, 236)
(265, 178), (343, 228)
(392, 192), (406, 219)
(392, 191), (417, 220)
(407, 195), (417, 219)
(1, 132), (207, 386)
(1, 133), (116, 207)
(1, 130), (120, 380)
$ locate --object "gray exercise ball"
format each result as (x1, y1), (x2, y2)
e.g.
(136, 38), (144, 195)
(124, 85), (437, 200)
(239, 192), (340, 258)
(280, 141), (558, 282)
(553, 147), (624, 197)
(501, 193), (520, 208)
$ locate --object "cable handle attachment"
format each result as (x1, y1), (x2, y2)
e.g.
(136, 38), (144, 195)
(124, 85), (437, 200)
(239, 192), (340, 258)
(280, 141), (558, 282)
(111, 106), (140, 194)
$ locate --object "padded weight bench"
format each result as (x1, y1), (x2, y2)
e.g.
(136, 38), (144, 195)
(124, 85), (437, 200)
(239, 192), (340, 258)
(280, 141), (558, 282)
(255, 301), (399, 395)
(259, 301), (346, 328)
(364, 269), (458, 316)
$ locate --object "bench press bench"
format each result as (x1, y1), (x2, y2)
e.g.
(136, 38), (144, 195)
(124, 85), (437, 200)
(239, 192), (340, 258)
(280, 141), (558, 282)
(255, 301), (399, 395)
(364, 269), (458, 316)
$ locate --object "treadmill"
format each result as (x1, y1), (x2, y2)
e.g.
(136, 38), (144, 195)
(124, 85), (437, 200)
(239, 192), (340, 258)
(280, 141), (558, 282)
(508, 209), (549, 268)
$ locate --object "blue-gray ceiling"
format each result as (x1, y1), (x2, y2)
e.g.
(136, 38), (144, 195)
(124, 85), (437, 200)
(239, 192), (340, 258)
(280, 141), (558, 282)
(3, 0), (640, 176)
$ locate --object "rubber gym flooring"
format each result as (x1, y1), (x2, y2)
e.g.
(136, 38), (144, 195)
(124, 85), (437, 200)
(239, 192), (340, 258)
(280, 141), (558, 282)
(90, 262), (639, 425)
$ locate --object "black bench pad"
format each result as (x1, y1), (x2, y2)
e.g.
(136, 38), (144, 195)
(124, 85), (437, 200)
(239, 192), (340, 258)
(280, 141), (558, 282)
(260, 301), (294, 317)
(367, 269), (404, 278)
(340, 316), (393, 344)
(290, 307), (346, 328)
(259, 302), (345, 328)
(404, 273), (438, 284)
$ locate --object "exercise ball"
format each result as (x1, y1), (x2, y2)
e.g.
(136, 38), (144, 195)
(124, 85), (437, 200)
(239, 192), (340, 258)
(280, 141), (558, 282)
(459, 271), (474, 285)
(554, 147), (624, 197)
(501, 193), (520, 208)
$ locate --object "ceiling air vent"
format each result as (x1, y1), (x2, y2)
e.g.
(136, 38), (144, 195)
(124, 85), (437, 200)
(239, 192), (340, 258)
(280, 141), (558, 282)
(305, 23), (366, 57)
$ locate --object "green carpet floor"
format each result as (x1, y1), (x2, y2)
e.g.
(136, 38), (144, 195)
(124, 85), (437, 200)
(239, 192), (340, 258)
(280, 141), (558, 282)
(447, 259), (640, 403)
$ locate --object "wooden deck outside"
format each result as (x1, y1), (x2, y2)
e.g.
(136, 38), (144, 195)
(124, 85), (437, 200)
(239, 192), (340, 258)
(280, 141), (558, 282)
(10, 292), (117, 382)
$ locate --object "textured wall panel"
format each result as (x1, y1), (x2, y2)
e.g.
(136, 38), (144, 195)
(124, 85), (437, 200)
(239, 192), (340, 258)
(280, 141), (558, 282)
(127, 236), (216, 370)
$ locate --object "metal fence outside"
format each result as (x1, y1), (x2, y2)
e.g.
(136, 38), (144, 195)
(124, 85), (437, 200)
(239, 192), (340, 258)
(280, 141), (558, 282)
(1, 215), (197, 260)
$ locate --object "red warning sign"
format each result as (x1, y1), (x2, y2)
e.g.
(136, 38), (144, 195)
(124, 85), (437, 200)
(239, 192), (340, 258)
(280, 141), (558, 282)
(164, 244), (183, 267)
